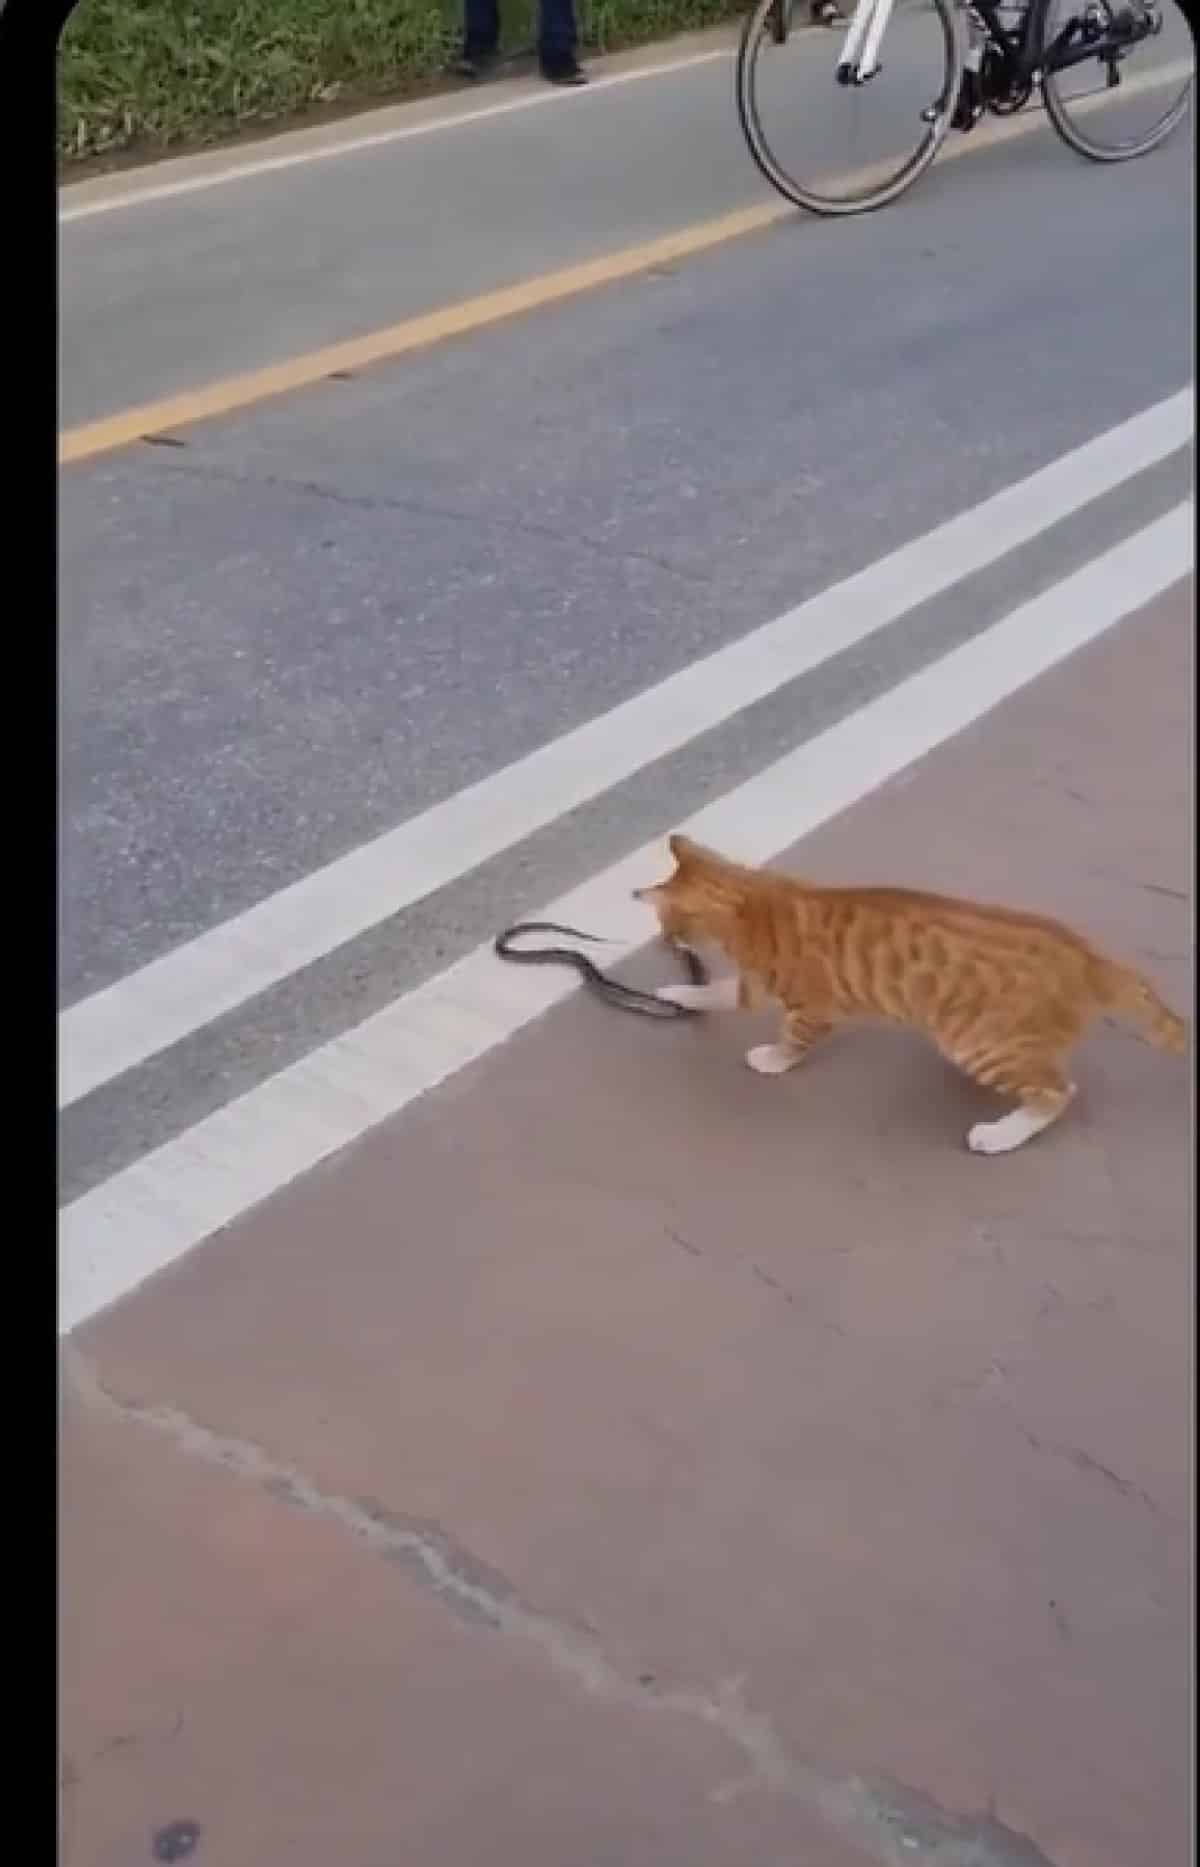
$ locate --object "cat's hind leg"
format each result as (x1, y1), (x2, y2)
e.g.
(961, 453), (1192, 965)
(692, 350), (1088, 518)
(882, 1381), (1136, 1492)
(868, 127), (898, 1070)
(961, 1050), (1077, 1155)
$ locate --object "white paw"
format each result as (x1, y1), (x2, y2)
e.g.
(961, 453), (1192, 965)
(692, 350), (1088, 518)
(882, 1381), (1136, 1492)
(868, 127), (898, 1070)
(656, 983), (704, 1009)
(967, 1120), (1017, 1155)
(745, 1043), (799, 1076)
(967, 1107), (1047, 1155)
(656, 977), (738, 1012)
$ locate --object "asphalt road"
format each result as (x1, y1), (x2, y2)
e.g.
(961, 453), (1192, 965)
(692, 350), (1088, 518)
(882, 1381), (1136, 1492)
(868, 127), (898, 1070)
(58, 30), (1192, 1211)
(58, 18), (1191, 426)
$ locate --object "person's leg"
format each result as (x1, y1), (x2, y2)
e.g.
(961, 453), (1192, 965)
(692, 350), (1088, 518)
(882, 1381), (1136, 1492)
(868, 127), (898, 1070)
(538, 0), (587, 81)
(457, 0), (500, 74)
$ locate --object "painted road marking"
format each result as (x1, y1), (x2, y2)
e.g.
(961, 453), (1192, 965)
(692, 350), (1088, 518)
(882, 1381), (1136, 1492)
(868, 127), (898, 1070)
(58, 202), (784, 464)
(59, 68), (1193, 466)
(58, 43), (735, 225)
(58, 503), (1193, 1333)
(57, 388), (1193, 1110)
(57, 33), (1190, 228)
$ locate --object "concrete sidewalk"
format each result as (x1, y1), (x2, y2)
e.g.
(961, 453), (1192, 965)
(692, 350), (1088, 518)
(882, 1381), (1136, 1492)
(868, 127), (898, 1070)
(61, 584), (1192, 1867)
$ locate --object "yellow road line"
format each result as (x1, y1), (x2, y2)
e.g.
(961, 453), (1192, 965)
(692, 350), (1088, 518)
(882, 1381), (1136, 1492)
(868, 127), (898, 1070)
(59, 67), (1189, 468)
(58, 203), (787, 466)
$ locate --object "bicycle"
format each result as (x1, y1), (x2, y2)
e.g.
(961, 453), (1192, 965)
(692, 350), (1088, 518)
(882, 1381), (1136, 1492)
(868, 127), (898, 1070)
(736, 0), (1193, 214)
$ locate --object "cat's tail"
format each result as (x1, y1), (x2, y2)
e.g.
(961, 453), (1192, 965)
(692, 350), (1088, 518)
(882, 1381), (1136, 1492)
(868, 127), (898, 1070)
(1096, 962), (1188, 1053)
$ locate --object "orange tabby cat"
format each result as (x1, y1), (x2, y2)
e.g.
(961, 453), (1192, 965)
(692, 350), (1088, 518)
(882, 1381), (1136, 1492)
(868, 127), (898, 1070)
(635, 834), (1186, 1154)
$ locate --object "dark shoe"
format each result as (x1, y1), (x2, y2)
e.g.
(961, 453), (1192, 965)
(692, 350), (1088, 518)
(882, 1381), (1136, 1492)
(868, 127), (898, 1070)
(539, 53), (587, 84)
(452, 47), (499, 79)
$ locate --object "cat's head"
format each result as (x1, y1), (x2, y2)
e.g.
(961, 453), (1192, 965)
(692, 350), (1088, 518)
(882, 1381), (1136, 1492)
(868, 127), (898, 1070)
(633, 834), (734, 944)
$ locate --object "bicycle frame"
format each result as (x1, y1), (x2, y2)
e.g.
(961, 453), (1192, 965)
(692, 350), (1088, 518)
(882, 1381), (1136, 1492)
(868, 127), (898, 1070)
(975, 0), (1162, 85)
(739, 0), (1189, 217)
(831, 0), (1162, 91)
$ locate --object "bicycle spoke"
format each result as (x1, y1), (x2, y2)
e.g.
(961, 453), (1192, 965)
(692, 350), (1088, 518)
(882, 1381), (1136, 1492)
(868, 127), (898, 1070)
(736, 0), (960, 214)
(1039, 0), (1192, 157)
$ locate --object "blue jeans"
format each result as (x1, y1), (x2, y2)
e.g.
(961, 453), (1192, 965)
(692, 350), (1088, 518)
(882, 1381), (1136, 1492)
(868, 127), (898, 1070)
(463, 0), (577, 60)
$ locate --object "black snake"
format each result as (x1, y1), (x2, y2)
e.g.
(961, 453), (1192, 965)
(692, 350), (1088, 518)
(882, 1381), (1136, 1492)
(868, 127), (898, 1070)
(493, 921), (708, 1019)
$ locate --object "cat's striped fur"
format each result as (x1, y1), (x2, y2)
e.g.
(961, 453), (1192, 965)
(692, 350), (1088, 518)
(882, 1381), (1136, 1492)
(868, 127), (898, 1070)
(635, 835), (1186, 1154)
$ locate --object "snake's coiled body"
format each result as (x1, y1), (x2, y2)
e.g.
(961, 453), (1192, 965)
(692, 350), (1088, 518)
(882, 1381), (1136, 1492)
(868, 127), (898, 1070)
(493, 921), (708, 1018)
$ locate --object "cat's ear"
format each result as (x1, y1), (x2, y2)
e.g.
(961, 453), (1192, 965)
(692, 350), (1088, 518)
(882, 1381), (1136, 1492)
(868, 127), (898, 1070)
(668, 833), (703, 869)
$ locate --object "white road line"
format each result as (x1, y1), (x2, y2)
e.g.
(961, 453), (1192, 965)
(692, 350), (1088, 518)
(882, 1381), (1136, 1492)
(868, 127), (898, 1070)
(57, 389), (1193, 1111)
(57, 46), (732, 224)
(58, 39), (1191, 225)
(59, 502), (1194, 1335)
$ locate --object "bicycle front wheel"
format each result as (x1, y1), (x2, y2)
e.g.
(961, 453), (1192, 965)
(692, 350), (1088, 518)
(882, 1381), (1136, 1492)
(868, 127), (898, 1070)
(736, 0), (962, 216)
(1038, 0), (1193, 160)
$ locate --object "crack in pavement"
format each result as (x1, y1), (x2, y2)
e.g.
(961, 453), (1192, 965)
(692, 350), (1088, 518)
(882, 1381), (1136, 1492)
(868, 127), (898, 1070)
(63, 1345), (1059, 1866)
(663, 1224), (846, 1335)
(1018, 1426), (1172, 1525)
(1133, 879), (1189, 903)
(144, 453), (712, 586)
(1084, 865), (1192, 907)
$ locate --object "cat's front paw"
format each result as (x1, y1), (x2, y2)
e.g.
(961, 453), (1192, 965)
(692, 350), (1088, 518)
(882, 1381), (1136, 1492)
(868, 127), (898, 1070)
(967, 1108), (1046, 1154)
(656, 983), (705, 1009)
(657, 977), (738, 1011)
(967, 1119), (1013, 1155)
(745, 1043), (800, 1076)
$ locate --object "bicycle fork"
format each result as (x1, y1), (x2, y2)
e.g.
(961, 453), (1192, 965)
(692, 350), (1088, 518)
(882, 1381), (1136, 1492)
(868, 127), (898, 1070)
(835, 0), (897, 82)
(836, 0), (961, 126)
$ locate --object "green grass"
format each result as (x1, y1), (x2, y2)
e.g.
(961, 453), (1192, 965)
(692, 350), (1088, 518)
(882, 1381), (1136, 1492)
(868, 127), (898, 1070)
(58, 0), (739, 165)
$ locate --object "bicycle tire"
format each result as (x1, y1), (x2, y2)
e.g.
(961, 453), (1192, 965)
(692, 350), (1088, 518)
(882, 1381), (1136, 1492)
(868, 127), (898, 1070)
(1038, 0), (1193, 158)
(735, 0), (963, 215)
